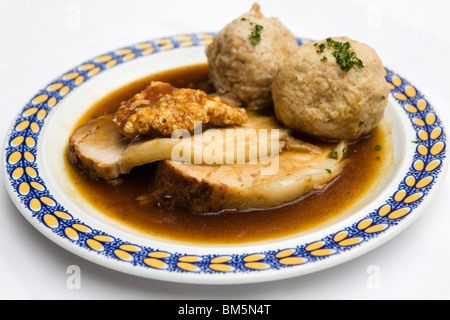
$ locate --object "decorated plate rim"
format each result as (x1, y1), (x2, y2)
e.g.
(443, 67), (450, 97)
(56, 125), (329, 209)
(2, 33), (448, 285)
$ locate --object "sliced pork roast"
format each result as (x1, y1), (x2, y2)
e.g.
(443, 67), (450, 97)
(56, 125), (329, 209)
(68, 110), (347, 213)
(137, 139), (347, 214)
(68, 114), (130, 180)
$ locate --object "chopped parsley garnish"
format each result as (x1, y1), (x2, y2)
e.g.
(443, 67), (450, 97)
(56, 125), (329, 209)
(325, 168), (332, 174)
(249, 23), (264, 45)
(375, 145), (382, 151)
(315, 43), (326, 53)
(329, 151), (339, 160)
(315, 37), (364, 71)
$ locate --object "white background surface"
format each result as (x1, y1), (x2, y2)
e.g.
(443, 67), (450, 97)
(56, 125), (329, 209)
(1, 0), (449, 300)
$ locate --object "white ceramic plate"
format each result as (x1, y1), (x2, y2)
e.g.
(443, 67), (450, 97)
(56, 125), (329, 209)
(2, 34), (448, 284)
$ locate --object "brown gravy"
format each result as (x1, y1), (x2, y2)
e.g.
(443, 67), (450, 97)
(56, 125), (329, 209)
(66, 64), (389, 244)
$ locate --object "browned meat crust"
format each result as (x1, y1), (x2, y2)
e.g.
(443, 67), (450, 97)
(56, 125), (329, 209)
(114, 81), (248, 139)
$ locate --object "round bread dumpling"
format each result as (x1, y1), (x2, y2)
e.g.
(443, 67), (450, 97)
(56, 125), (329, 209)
(206, 3), (298, 110)
(272, 36), (389, 141)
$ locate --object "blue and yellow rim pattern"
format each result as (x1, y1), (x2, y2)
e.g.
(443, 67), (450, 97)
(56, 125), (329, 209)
(3, 34), (447, 276)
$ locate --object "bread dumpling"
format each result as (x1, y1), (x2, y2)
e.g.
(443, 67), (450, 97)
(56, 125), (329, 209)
(272, 36), (389, 141)
(206, 3), (298, 110)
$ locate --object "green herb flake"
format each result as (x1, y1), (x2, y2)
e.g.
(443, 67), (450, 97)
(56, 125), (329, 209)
(316, 43), (326, 53)
(325, 168), (332, 174)
(315, 37), (364, 71)
(249, 23), (264, 46)
(329, 151), (339, 160)
(375, 145), (382, 151)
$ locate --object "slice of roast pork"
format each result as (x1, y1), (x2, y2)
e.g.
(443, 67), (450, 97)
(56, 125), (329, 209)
(68, 114), (130, 180)
(138, 140), (348, 214)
